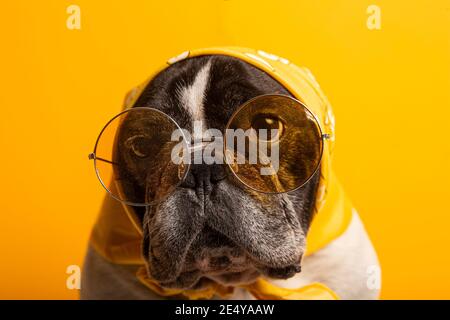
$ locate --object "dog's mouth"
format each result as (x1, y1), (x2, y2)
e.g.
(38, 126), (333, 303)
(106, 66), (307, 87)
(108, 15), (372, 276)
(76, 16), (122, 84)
(150, 228), (301, 289)
(140, 180), (306, 291)
(156, 241), (261, 290)
(152, 226), (259, 290)
(144, 217), (304, 290)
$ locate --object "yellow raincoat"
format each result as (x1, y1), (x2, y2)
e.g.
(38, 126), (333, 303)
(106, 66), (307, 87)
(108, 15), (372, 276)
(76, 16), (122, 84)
(89, 47), (353, 300)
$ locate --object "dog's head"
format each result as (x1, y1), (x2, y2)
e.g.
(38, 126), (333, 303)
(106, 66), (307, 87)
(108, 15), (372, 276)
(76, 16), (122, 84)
(114, 55), (320, 290)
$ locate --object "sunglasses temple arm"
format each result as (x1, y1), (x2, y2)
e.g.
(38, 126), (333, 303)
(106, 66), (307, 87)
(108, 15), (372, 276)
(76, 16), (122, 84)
(88, 153), (118, 165)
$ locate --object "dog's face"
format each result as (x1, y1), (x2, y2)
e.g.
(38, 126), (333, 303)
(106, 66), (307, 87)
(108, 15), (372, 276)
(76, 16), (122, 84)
(115, 55), (320, 290)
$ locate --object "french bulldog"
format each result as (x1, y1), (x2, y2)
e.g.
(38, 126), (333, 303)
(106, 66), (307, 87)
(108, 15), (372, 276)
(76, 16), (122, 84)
(81, 54), (380, 299)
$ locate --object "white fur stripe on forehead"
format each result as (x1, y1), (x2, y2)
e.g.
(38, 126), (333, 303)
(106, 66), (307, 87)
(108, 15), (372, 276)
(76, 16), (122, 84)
(177, 60), (212, 126)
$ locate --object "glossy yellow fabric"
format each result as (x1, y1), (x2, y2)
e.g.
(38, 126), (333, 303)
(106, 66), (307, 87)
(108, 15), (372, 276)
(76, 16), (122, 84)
(90, 47), (354, 300)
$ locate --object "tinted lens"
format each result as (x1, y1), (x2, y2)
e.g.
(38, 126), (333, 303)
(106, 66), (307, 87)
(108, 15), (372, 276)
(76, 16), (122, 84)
(224, 95), (323, 193)
(93, 107), (188, 206)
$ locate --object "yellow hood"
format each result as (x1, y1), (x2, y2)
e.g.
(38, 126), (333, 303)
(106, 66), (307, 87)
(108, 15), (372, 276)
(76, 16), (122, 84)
(89, 47), (353, 300)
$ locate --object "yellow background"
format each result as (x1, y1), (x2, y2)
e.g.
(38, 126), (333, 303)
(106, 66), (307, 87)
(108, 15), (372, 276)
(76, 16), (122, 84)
(0, 0), (449, 299)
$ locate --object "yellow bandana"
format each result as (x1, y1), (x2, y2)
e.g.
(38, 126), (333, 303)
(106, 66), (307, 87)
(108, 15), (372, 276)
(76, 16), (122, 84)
(89, 47), (353, 300)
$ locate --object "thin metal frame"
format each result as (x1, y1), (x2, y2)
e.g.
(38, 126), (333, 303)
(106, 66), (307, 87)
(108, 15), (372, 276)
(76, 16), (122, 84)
(89, 107), (191, 207)
(223, 93), (327, 195)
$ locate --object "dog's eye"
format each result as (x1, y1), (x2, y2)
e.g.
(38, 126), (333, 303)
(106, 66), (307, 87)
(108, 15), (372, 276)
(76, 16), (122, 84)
(251, 115), (284, 141)
(125, 135), (153, 158)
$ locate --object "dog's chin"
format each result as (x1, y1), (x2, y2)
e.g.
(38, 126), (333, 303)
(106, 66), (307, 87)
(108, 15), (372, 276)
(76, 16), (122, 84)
(151, 238), (260, 290)
(151, 250), (303, 291)
(151, 254), (302, 291)
(158, 268), (261, 291)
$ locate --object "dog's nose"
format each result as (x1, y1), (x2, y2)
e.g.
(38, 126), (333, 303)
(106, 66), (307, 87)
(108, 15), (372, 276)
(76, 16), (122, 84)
(180, 163), (227, 196)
